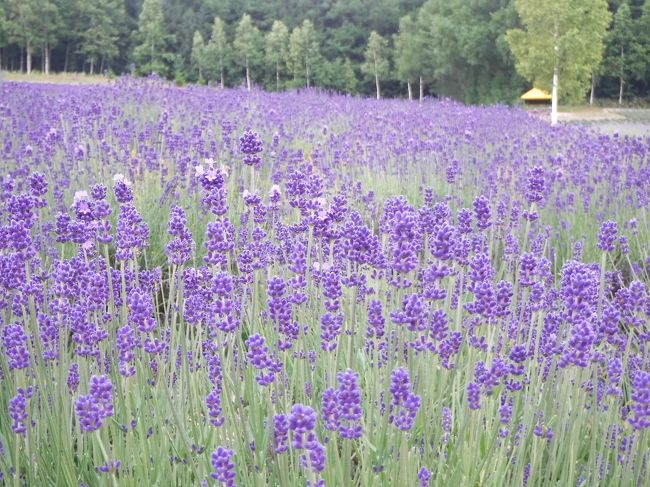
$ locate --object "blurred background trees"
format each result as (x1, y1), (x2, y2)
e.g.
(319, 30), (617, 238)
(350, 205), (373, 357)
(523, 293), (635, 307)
(1, 0), (649, 103)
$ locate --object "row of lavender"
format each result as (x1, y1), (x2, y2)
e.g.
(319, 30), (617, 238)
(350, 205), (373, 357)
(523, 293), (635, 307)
(0, 79), (649, 486)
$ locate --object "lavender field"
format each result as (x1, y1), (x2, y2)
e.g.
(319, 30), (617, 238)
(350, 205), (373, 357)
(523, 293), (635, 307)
(0, 78), (648, 486)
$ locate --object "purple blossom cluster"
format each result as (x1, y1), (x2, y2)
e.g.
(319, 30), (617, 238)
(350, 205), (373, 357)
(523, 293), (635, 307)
(75, 375), (114, 433)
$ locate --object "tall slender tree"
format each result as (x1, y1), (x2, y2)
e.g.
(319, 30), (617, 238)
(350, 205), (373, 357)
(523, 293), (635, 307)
(507, 0), (611, 124)
(604, 1), (644, 104)
(205, 17), (228, 88)
(133, 0), (174, 77)
(300, 20), (319, 88)
(234, 13), (262, 91)
(5, 0), (43, 73)
(394, 14), (419, 100)
(288, 20), (319, 88)
(288, 24), (304, 85)
(362, 31), (390, 99)
(77, 0), (122, 74)
(265, 20), (289, 90)
(191, 30), (206, 81)
(37, 0), (60, 74)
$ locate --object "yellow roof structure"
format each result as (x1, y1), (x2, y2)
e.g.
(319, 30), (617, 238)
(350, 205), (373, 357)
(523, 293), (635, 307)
(520, 88), (552, 101)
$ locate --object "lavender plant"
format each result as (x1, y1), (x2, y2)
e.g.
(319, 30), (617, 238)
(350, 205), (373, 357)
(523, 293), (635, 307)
(0, 78), (648, 486)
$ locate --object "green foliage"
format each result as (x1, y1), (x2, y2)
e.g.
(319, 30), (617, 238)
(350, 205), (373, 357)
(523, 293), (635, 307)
(288, 20), (320, 88)
(233, 13), (262, 88)
(507, 0), (612, 103)
(362, 31), (390, 98)
(77, 0), (123, 73)
(314, 57), (358, 94)
(190, 30), (206, 81)
(1, 0), (648, 102)
(265, 20), (289, 90)
(602, 1), (647, 101)
(204, 17), (228, 86)
(133, 0), (175, 77)
(394, 14), (419, 88)
(4, 0), (44, 55)
(417, 0), (523, 103)
(362, 31), (390, 78)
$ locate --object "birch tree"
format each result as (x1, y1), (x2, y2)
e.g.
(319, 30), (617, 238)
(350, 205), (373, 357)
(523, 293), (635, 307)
(234, 14), (261, 91)
(265, 20), (289, 91)
(506, 0), (611, 124)
(205, 17), (228, 88)
(362, 31), (390, 100)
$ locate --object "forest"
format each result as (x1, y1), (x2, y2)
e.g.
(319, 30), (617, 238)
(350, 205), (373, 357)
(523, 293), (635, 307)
(1, 0), (650, 104)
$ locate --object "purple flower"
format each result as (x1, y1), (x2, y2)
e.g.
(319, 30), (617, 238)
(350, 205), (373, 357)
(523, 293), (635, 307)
(210, 447), (236, 486)
(239, 130), (263, 168)
(418, 467), (432, 487)
(9, 388), (31, 435)
(75, 375), (114, 433)
(597, 220), (618, 252)
(206, 388), (224, 427)
(113, 176), (133, 203)
(89, 375), (114, 419)
(288, 404), (318, 448)
(28, 172), (48, 197)
(116, 204), (149, 260)
(67, 363), (80, 393)
(320, 312), (343, 352)
(389, 367), (420, 430)
(116, 325), (137, 377)
(75, 395), (103, 432)
(336, 369), (363, 439)
(166, 206), (194, 265)
(367, 300), (385, 339)
(472, 195), (491, 231)
(322, 388), (340, 431)
(525, 166), (545, 204)
(273, 414), (290, 453)
(127, 287), (157, 333)
(534, 424), (554, 442)
(245, 334), (279, 385)
(2, 323), (30, 370)
(629, 371), (650, 430)
(467, 382), (480, 410)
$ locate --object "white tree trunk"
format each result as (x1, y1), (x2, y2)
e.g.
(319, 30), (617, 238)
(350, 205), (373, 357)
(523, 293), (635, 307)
(44, 44), (50, 75)
(589, 73), (595, 105)
(551, 66), (558, 125)
(26, 41), (32, 74)
(407, 80), (412, 101)
(419, 77), (424, 104)
(375, 73), (380, 99)
(64, 43), (71, 72)
(618, 47), (624, 105)
(618, 78), (624, 105)
(246, 58), (251, 91)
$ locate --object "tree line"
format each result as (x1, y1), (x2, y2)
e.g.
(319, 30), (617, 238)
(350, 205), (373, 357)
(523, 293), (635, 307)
(1, 0), (649, 104)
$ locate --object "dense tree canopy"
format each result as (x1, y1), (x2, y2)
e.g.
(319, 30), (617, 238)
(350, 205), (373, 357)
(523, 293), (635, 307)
(0, 0), (649, 103)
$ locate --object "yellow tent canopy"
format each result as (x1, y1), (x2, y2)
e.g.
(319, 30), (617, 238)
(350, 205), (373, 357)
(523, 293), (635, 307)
(520, 88), (552, 101)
